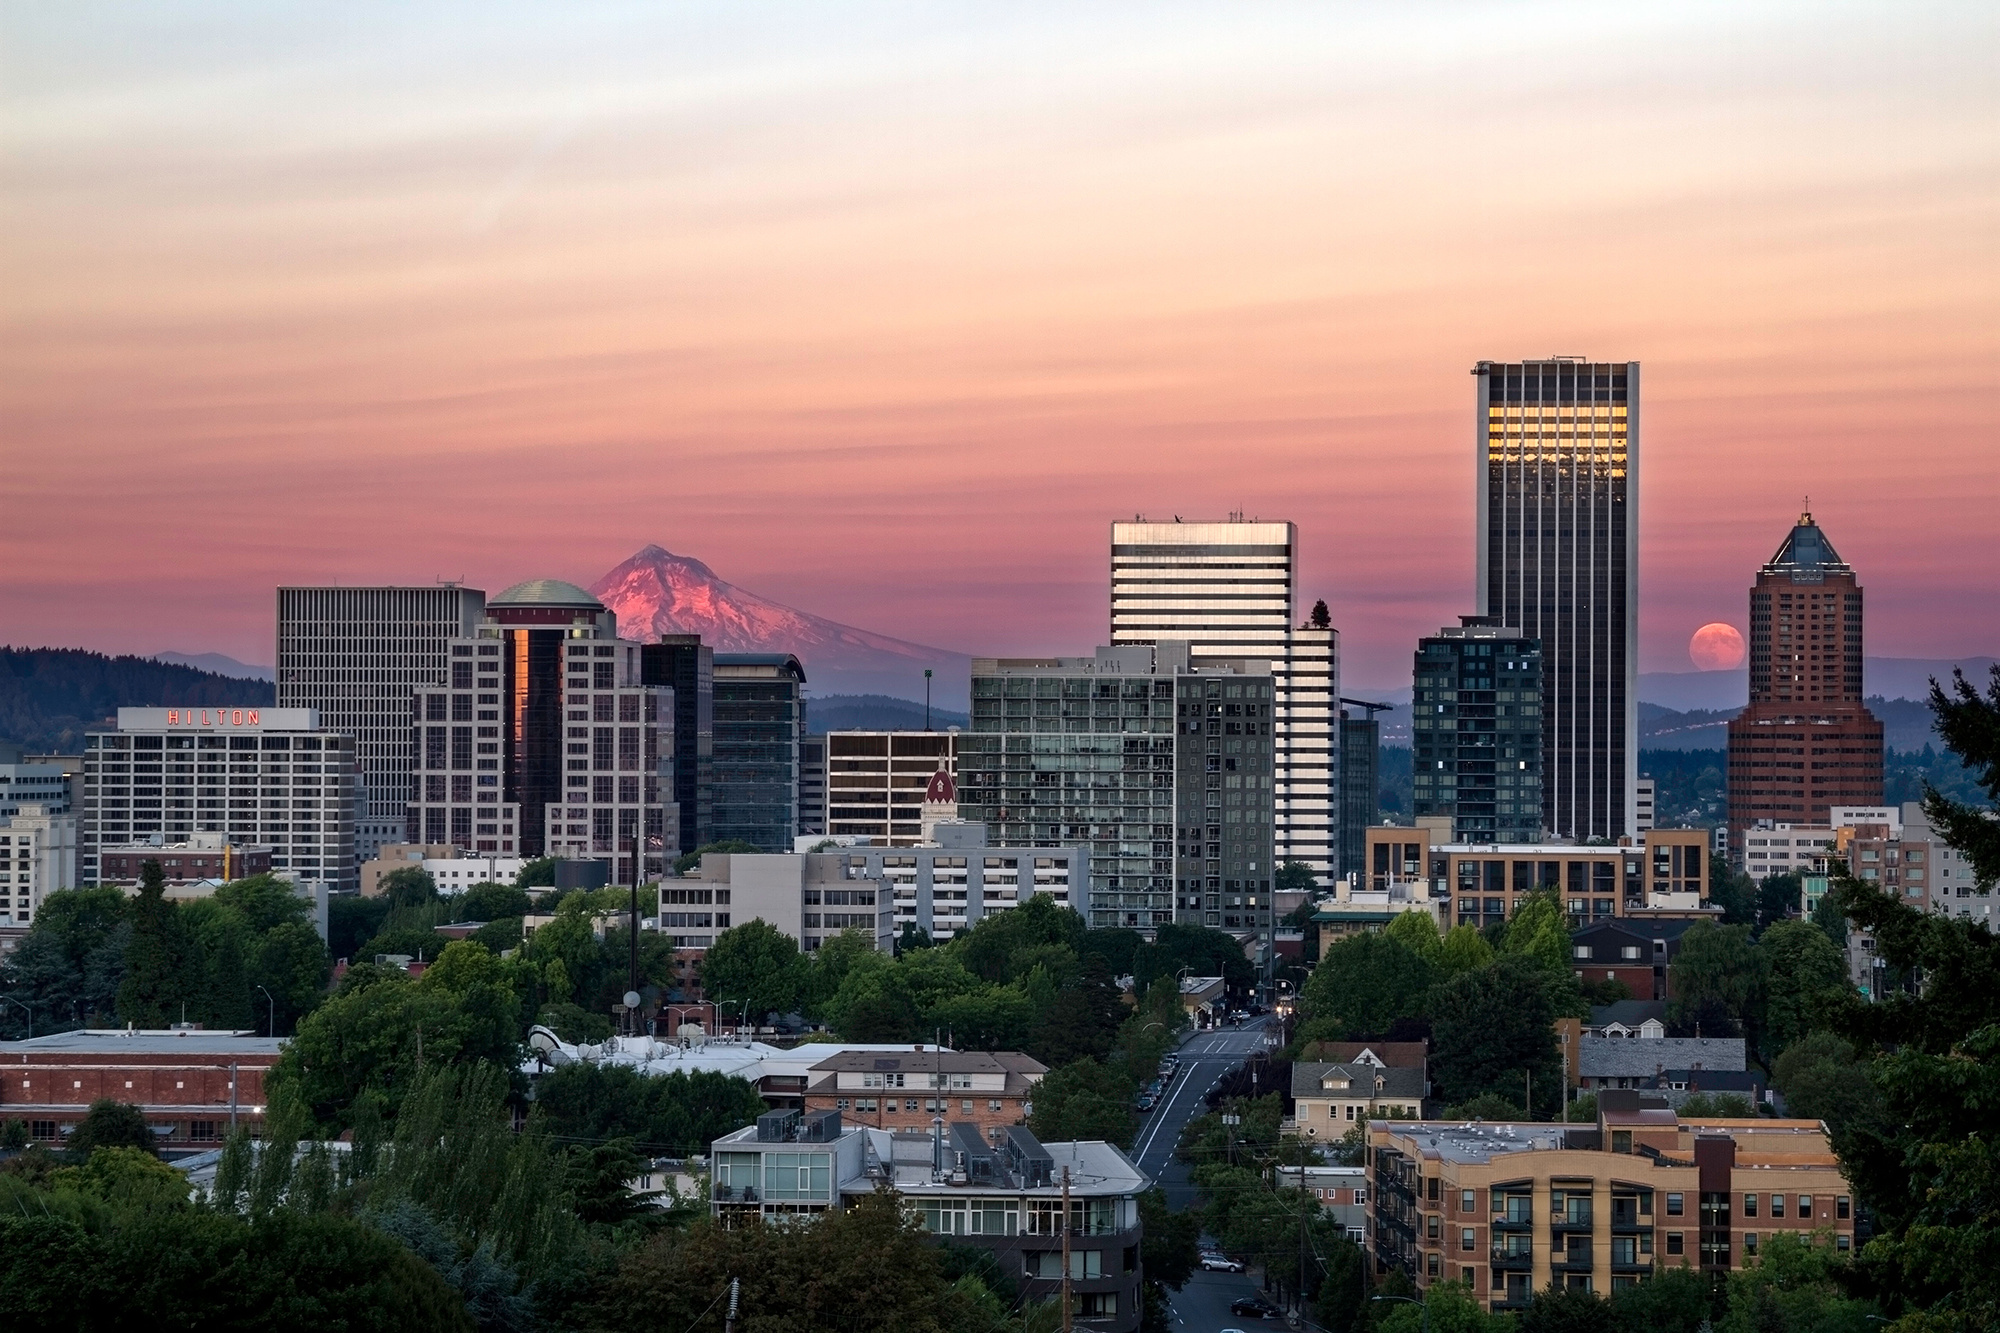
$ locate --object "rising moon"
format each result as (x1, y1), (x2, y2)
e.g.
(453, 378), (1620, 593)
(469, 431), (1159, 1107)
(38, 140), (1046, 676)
(1690, 622), (1746, 671)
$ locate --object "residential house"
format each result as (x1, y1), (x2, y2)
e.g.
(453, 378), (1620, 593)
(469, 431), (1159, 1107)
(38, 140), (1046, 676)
(1577, 1037), (1746, 1093)
(1293, 1061), (1427, 1140)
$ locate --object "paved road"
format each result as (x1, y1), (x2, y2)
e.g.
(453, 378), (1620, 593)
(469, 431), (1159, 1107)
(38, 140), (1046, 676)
(1133, 1018), (1291, 1331)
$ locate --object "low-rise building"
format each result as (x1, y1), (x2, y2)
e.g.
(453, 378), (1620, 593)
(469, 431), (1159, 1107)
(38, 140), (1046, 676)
(1364, 825), (1711, 929)
(1367, 1092), (1857, 1311)
(712, 1112), (1149, 1332)
(1297, 1041), (1430, 1069)
(1293, 1061), (1426, 1140)
(1276, 1163), (1370, 1239)
(0, 1028), (284, 1149)
(832, 822), (1089, 943)
(806, 1049), (1046, 1137)
(1842, 801), (1987, 925)
(1309, 875), (1450, 946)
(1568, 918), (1704, 1002)
(96, 835), (274, 887)
(1583, 1001), (1667, 1040)
(676, 850), (895, 953)
(360, 843), (525, 896)
(1739, 823), (1835, 881)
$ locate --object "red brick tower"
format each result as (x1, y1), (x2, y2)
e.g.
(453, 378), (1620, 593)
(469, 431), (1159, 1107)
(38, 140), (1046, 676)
(1726, 511), (1884, 865)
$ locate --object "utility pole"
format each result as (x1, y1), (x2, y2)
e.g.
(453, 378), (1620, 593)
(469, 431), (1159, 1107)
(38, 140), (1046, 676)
(723, 1276), (740, 1333)
(629, 832), (642, 1034)
(1061, 1165), (1073, 1333)
(924, 669), (933, 731)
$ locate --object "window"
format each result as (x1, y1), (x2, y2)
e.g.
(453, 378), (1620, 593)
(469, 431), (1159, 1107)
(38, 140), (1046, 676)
(1836, 1234), (1851, 1253)
(1743, 1233), (1758, 1257)
(1770, 1194), (1784, 1218)
(1798, 1195), (1813, 1216)
(1461, 1227), (1475, 1252)
(1427, 1214), (1440, 1239)
(1461, 1189), (1476, 1213)
(1072, 1293), (1117, 1318)
(1743, 1193), (1757, 1218)
(1666, 1232), (1684, 1256)
(1837, 1196), (1850, 1220)
(1666, 1193), (1684, 1217)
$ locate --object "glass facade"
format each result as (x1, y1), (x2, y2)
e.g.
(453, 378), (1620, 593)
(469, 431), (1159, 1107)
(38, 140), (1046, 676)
(959, 645), (1274, 940)
(1475, 360), (1638, 841)
(641, 635), (713, 855)
(712, 654), (806, 852)
(1338, 713), (1379, 879)
(1411, 624), (1544, 844)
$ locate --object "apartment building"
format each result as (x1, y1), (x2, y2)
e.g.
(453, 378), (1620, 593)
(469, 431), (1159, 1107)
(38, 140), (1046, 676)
(1740, 824), (1836, 880)
(0, 805), (77, 928)
(1362, 825), (1711, 930)
(1368, 1093), (1855, 1311)
(831, 822), (1089, 943)
(806, 1049), (1046, 1136)
(712, 654), (807, 853)
(712, 1113), (1148, 1333)
(1841, 801), (1986, 924)
(1276, 1163), (1371, 1239)
(1568, 918), (1704, 1002)
(1410, 619), (1544, 844)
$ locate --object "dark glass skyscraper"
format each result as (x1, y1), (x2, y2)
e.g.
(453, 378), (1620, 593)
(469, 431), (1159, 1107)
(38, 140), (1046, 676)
(1474, 358), (1638, 841)
(712, 653), (806, 852)
(1337, 709), (1378, 879)
(641, 634), (714, 855)
(1411, 620), (1544, 844)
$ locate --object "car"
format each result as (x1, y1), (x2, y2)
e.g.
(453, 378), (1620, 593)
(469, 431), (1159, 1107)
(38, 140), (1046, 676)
(1230, 1295), (1282, 1318)
(1135, 1094), (1155, 1112)
(1198, 1254), (1244, 1273)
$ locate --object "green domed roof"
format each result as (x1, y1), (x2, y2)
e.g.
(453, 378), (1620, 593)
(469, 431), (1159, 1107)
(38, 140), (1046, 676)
(489, 578), (603, 609)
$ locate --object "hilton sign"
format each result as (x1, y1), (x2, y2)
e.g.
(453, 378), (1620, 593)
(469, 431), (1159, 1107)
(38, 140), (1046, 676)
(117, 707), (320, 731)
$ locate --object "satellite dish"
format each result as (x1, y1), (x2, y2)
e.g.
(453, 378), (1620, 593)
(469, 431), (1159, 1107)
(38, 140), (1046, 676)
(624, 991), (642, 1010)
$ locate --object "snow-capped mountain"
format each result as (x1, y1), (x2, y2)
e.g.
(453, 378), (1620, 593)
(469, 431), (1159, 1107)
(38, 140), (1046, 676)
(589, 545), (973, 708)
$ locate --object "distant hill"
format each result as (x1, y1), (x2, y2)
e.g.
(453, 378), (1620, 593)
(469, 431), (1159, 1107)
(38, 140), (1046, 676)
(806, 694), (970, 735)
(153, 651), (274, 682)
(1639, 696), (1943, 753)
(0, 647), (274, 753)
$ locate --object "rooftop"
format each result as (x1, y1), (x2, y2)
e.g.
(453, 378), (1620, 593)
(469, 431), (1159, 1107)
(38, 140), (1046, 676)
(1588, 1000), (1668, 1028)
(487, 578), (603, 608)
(1579, 1036), (1747, 1078)
(1293, 1061), (1426, 1101)
(1, 1029), (283, 1057)
(1764, 510), (1851, 579)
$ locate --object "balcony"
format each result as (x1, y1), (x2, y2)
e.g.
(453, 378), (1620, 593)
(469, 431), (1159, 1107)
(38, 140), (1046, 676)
(1552, 1251), (1594, 1274)
(1550, 1209), (1594, 1232)
(1489, 1246), (1534, 1271)
(1492, 1212), (1535, 1233)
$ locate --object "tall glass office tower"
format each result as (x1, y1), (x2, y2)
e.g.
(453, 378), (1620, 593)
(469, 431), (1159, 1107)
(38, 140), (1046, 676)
(1473, 359), (1638, 841)
(1109, 520), (1337, 886)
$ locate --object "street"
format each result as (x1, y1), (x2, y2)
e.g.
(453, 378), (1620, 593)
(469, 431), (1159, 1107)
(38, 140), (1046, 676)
(1132, 1016), (1292, 1329)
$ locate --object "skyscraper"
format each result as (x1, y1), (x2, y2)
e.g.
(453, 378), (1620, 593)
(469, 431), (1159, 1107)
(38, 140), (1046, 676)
(1109, 520), (1337, 885)
(712, 653), (807, 852)
(1726, 512), (1883, 861)
(641, 634), (714, 855)
(1337, 709), (1379, 880)
(1474, 359), (1638, 841)
(1411, 619), (1544, 844)
(277, 585), (486, 863)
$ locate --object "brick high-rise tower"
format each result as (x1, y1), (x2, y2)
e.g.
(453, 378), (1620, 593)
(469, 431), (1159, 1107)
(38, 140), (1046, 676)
(1725, 511), (1884, 864)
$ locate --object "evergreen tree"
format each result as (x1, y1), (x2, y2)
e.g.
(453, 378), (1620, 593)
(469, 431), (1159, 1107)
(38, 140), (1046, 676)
(116, 860), (199, 1028)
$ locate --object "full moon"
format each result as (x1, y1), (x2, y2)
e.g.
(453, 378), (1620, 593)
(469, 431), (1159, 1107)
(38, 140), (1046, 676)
(1690, 622), (1746, 671)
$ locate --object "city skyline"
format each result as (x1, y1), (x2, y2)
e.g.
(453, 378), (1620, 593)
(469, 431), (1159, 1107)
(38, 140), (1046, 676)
(4, 4), (1997, 690)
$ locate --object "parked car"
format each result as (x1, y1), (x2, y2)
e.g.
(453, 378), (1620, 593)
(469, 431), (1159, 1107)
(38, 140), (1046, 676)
(1230, 1295), (1282, 1319)
(1135, 1094), (1156, 1112)
(1199, 1254), (1245, 1273)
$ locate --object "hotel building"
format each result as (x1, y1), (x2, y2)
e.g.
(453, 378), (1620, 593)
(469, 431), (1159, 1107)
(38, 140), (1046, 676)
(1474, 359), (1639, 841)
(82, 707), (357, 891)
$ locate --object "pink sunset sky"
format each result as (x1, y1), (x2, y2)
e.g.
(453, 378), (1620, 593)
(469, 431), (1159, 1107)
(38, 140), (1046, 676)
(3, 2), (1995, 692)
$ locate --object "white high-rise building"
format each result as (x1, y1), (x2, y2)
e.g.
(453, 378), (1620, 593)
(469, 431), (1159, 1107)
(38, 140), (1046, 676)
(0, 804), (78, 927)
(1109, 520), (1338, 885)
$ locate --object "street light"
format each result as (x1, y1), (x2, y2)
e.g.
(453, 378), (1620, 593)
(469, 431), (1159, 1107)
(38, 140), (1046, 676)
(1372, 1293), (1429, 1333)
(255, 985), (276, 1038)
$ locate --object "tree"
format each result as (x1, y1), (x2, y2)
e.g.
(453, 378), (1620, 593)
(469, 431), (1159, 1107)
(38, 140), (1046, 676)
(379, 866), (438, 909)
(458, 882), (533, 922)
(1677, 1092), (1754, 1117)
(1375, 1277), (1508, 1333)
(1437, 922), (1495, 977)
(116, 861), (200, 1028)
(1028, 1059), (1136, 1148)
(1606, 1262), (1712, 1333)
(1276, 861), (1318, 895)
(1026, 956), (1125, 1067)
(1920, 665), (2000, 882)
(1518, 1281), (1616, 1333)
(514, 856), (557, 888)
(700, 919), (806, 1021)
(1298, 932), (1435, 1041)
(67, 1099), (156, 1157)
(1760, 919), (1849, 1054)
(1137, 1186), (1198, 1290)
(1757, 870), (1804, 929)
(1383, 909), (1443, 963)
(1428, 955), (1562, 1114)
(1309, 599), (1331, 629)
(670, 840), (764, 877)
(533, 1063), (768, 1156)
(1666, 920), (1768, 1045)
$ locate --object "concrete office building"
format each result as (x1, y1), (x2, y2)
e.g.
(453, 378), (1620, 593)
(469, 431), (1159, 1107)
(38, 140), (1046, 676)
(1411, 620), (1544, 844)
(82, 708), (357, 891)
(0, 743), (73, 819)
(0, 805), (77, 928)
(840, 822), (1088, 943)
(276, 585), (487, 864)
(713, 654), (807, 853)
(1110, 519), (1338, 887)
(677, 851), (894, 953)
(1726, 512), (1884, 863)
(1634, 779), (1656, 832)
(1368, 1096), (1855, 1309)
(960, 644), (1276, 952)
(1474, 359), (1639, 841)
(640, 635), (714, 855)
(821, 730), (958, 844)
(405, 580), (675, 881)
(797, 734), (827, 840)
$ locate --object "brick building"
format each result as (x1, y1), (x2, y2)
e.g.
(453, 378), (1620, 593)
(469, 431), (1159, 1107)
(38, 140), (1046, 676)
(807, 1049), (1045, 1137)
(1363, 825), (1712, 930)
(0, 1029), (283, 1149)
(1726, 512), (1884, 865)
(1567, 918), (1703, 1001)
(97, 838), (274, 886)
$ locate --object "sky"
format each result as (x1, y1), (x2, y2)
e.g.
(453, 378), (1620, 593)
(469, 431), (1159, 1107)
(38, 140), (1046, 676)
(2, 1), (1996, 693)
